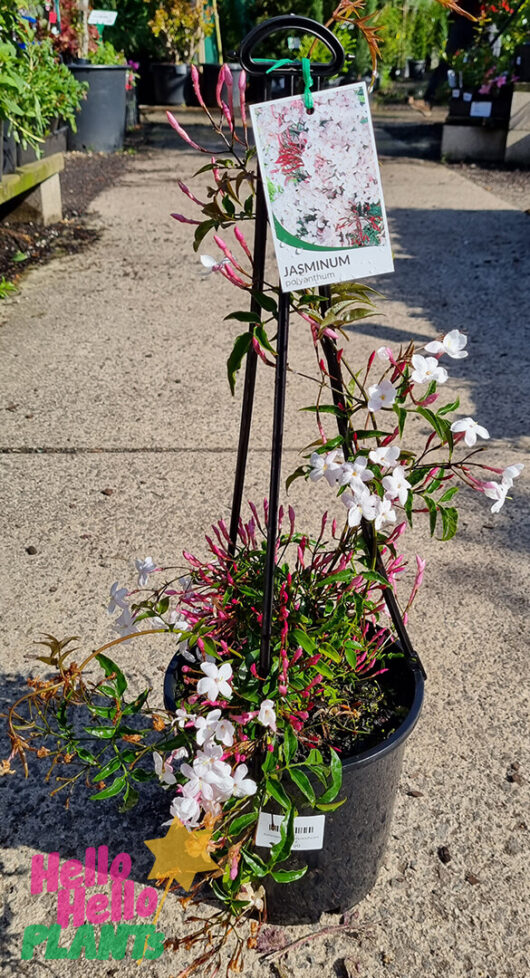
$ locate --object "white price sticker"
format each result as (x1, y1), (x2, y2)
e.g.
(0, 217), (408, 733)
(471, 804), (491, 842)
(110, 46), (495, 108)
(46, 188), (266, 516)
(470, 101), (492, 118)
(255, 812), (325, 851)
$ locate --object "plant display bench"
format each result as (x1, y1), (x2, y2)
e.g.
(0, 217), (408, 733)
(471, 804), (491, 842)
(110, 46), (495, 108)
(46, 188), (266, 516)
(0, 152), (64, 226)
(505, 83), (530, 165)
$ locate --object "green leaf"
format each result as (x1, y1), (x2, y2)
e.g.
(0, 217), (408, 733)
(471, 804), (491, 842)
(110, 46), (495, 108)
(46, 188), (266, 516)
(95, 653), (127, 697)
(271, 805), (295, 864)
(12, 251), (28, 263)
(241, 850), (268, 876)
(301, 404), (343, 415)
(253, 324), (275, 354)
(424, 494), (438, 536)
(90, 774), (126, 801)
(224, 311), (262, 324)
(315, 798), (347, 812)
(440, 506), (458, 541)
(119, 784), (139, 812)
(121, 689), (150, 716)
(318, 748), (342, 804)
(288, 768), (316, 805)
(192, 219), (216, 252)
(437, 397), (460, 416)
(394, 405), (407, 437)
(286, 465), (306, 492)
(130, 768), (154, 782)
(265, 778), (291, 811)
(282, 725), (298, 765)
(93, 756), (121, 781)
(291, 629), (316, 654)
(438, 485), (459, 503)
(76, 748), (97, 766)
(271, 866), (308, 883)
(253, 291), (278, 314)
(229, 812), (259, 837)
(83, 724), (116, 740)
(227, 331), (252, 396)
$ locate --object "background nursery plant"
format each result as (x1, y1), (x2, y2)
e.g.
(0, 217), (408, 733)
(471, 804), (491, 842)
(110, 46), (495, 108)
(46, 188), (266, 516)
(4, 3), (524, 975)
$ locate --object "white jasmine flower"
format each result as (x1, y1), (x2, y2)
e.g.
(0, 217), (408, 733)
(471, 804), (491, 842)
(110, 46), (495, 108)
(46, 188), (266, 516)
(367, 380), (397, 412)
(382, 465), (412, 506)
(108, 582), (128, 615)
(173, 708), (193, 729)
(450, 417), (489, 447)
(195, 709), (222, 746)
(309, 449), (344, 487)
(410, 354), (448, 385)
(112, 606), (138, 636)
(236, 883), (265, 911)
(214, 718), (235, 747)
(258, 699), (277, 732)
(483, 481), (508, 513)
(153, 751), (177, 786)
(232, 764), (257, 798)
(339, 455), (374, 488)
(374, 496), (397, 531)
(425, 329), (468, 359)
(200, 254), (228, 275)
(502, 463), (523, 487)
(376, 346), (392, 361)
(168, 747), (188, 765)
(135, 557), (157, 587)
(169, 794), (201, 827)
(197, 662), (233, 701)
(187, 747), (234, 797)
(342, 487), (378, 527)
(369, 444), (400, 469)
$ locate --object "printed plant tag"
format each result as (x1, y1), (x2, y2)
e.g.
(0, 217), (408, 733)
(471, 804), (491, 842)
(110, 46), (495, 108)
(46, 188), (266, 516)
(250, 82), (393, 292)
(470, 101), (492, 118)
(255, 811), (325, 851)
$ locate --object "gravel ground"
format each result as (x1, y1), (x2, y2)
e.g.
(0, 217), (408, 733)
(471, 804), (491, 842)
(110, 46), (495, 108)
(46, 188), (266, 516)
(0, 151), (131, 286)
(447, 162), (530, 212)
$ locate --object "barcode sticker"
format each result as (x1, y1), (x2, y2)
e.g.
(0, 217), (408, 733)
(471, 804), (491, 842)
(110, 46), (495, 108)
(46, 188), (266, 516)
(255, 812), (325, 851)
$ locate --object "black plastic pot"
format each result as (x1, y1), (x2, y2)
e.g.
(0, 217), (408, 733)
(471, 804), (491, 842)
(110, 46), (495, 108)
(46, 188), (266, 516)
(163, 648), (424, 923)
(408, 58), (426, 80)
(16, 126), (68, 166)
(151, 63), (189, 105)
(2, 124), (17, 175)
(67, 64), (127, 153)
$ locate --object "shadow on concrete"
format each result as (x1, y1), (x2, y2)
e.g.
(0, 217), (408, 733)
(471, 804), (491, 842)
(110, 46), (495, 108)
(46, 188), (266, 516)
(366, 204), (530, 448)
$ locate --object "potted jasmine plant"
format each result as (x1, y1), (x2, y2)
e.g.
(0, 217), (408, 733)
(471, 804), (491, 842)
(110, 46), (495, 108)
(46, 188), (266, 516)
(146, 0), (213, 105)
(4, 13), (523, 976)
(54, 0), (128, 152)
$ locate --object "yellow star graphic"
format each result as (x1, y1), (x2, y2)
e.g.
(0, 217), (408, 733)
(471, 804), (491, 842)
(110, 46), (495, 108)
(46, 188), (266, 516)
(144, 818), (219, 892)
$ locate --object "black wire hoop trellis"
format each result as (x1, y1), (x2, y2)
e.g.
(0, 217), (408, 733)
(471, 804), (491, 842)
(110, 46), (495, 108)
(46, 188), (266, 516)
(229, 15), (426, 683)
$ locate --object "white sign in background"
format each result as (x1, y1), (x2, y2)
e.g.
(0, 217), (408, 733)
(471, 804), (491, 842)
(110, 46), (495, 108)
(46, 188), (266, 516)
(255, 811), (326, 851)
(250, 82), (393, 292)
(88, 9), (118, 25)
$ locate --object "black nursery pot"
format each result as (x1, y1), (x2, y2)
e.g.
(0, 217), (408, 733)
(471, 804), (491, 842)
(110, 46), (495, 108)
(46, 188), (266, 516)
(67, 64), (127, 153)
(151, 63), (189, 105)
(163, 649), (424, 925)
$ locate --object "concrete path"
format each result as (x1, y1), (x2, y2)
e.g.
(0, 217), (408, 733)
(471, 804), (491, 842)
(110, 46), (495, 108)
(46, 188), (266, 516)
(0, 117), (529, 978)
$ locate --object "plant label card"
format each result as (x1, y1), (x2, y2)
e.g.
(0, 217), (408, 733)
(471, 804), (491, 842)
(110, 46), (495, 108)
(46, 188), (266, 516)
(255, 811), (325, 851)
(250, 82), (393, 292)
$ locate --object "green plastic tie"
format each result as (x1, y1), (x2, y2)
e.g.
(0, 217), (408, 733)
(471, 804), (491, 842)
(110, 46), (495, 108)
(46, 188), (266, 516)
(256, 56), (315, 111)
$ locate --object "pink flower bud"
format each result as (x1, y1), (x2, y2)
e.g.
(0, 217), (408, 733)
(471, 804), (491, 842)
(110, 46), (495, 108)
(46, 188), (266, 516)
(171, 213), (201, 225)
(166, 112), (204, 152)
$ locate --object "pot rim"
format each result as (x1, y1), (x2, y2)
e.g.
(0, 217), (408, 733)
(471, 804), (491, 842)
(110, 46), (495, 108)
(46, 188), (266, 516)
(340, 662), (424, 770)
(163, 650), (424, 770)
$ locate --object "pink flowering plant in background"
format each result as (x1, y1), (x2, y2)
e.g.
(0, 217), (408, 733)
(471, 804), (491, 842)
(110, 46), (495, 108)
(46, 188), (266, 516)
(5, 53), (524, 973)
